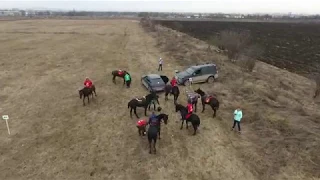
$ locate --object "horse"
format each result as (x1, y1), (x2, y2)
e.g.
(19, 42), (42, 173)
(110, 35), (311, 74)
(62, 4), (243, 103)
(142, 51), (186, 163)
(164, 85), (180, 102)
(127, 92), (160, 118)
(194, 88), (220, 118)
(111, 70), (128, 84)
(175, 103), (200, 135)
(78, 85), (97, 106)
(147, 113), (169, 154)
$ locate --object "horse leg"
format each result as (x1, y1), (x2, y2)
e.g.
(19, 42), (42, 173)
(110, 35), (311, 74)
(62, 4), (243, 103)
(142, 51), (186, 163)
(194, 102), (198, 112)
(186, 121), (189, 129)
(213, 108), (217, 118)
(180, 120), (184, 130)
(202, 102), (205, 113)
(94, 89), (97, 96)
(153, 102), (156, 110)
(87, 95), (90, 104)
(134, 107), (139, 118)
(83, 96), (85, 106)
(138, 127), (141, 136)
(130, 107), (133, 118)
(193, 124), (197, 135)
(148, 139), (152, 154)
(154, 138), (157, 154)
(144, 107), (147, 116)
(112, 75), (116, 84)
(158, 127), (161, 139)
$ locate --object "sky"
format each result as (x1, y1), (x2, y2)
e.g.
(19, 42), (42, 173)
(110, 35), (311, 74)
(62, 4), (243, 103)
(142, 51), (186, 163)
(1, 0), (320, 14)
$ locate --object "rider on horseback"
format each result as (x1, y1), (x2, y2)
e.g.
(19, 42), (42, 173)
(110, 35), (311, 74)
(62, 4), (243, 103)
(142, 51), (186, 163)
(84, 77), (93, 89)
(186, 99), (193, 119)
(148, 111), (158, 126)
(170, 76), (178, 94)
(170, 76), (178, 87)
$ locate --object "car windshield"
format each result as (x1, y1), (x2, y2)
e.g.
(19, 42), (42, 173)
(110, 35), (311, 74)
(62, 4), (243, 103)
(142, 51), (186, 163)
(185, 67), (195, 74)
(150, 78), (163, 85)
(178, 67), (195, 77)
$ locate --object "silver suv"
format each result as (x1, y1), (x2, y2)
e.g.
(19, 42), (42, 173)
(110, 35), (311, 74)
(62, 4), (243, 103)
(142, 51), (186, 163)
(175, 63), (218, 86)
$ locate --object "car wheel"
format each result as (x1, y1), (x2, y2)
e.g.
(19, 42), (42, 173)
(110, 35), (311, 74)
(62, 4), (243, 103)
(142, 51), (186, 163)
(207, 76), (215, 84)
(184, 80), (190, 86)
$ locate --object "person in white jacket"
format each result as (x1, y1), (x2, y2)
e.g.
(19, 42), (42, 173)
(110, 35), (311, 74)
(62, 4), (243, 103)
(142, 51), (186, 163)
(231, 107), (243, 134)
(158, 57), (163, 71)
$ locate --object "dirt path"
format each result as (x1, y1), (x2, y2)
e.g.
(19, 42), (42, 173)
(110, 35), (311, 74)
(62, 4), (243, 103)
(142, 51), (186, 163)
(0, 20), (255, 180)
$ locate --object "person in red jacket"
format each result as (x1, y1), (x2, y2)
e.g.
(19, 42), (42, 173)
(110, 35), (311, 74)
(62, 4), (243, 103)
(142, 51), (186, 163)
(185, 99), (193, 119)
(84, 77), (93, 88)
(170, 76), (178, 87)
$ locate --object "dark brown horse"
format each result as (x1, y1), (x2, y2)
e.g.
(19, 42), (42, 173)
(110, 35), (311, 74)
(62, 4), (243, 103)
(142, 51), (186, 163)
(79, 85), (97, 106)
(174, 103), (200, 135)
(147, 113), (169, 154)
(127, 92), (159, 118)
(112, 70), (128, 84)
(164, 84), (180, 102)
(194, 88), (220, 118)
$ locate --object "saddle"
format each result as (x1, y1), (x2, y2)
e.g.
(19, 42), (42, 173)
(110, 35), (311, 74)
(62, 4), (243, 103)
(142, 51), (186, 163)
(135, 96), (146, 102)
(205, 96), (213, 103)
(186, 113), (192, 119)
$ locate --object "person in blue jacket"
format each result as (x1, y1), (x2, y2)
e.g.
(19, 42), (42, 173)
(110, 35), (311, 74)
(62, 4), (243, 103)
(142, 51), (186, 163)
(231, 107), (243, 134)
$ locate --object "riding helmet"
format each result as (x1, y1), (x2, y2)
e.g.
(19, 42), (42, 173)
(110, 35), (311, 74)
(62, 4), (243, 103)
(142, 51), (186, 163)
(157, 106), (162, 112)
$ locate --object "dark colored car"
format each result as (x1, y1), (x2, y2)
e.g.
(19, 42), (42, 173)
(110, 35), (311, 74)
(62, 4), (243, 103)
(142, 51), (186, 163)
(141, 74), (169, 92)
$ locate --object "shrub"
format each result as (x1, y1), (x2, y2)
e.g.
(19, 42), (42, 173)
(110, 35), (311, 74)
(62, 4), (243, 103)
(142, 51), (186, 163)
(215, 30), (251, 60)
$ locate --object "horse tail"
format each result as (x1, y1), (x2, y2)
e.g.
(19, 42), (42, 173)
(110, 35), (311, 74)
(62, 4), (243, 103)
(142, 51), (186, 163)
(128, 101), (130, 109)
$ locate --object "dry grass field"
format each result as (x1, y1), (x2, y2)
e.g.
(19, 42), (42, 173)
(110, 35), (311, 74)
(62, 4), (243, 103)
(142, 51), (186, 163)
(0, 19), (319, 180)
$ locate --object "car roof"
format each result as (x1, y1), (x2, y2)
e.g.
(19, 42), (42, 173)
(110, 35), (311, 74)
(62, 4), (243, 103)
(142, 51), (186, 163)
(191, 63), (216, 69)
(147, 74), (161, 79)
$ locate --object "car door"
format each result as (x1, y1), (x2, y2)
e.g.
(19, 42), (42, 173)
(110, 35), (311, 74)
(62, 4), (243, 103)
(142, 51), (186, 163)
(160, 75), (169, 84)
(190, 68), (202, 83)
(142, 76), (150, 89)
(199, 67), (211, 82)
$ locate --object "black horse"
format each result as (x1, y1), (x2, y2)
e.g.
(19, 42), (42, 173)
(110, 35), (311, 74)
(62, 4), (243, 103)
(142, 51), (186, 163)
(147, 113), (169, 154)
(127, 92), (160, 118)
(111, 70), (128, 84)
(79, 85), (97, 106)
(164, 85), (180, 102)
(175, 103), (200, 135)
(194, 88), (220, 118)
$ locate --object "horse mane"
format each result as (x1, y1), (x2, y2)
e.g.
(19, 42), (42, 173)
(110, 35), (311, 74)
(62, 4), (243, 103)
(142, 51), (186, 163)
(176, 103), (187, 110)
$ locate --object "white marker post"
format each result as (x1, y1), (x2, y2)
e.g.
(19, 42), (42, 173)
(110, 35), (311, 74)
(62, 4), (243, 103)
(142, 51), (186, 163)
(2, 115), (10, 135)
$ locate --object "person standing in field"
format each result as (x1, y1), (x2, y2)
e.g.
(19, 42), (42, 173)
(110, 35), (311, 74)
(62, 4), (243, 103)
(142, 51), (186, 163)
(158, 57), (163, 71)
(231, 107), (243, 134)
(124, 73), (131, 88)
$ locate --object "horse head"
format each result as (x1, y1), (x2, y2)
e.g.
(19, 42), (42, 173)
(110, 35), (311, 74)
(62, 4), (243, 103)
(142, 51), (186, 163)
(78, 88), (83, 99)
(162, 114), (169, 124)
(195, 88), (205, 97)
(175, 103), (184, 112)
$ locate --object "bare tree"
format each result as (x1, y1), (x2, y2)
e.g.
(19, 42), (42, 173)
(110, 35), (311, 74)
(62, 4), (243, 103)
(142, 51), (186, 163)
(215, 30), (251, 61)
(239, 44), (264, 72)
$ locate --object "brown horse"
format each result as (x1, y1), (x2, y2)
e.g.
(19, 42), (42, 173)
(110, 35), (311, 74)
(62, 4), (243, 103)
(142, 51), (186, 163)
(79, 85), (97, 106)
(194, 88), (220, 118)
(112, 70), (128, 85)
